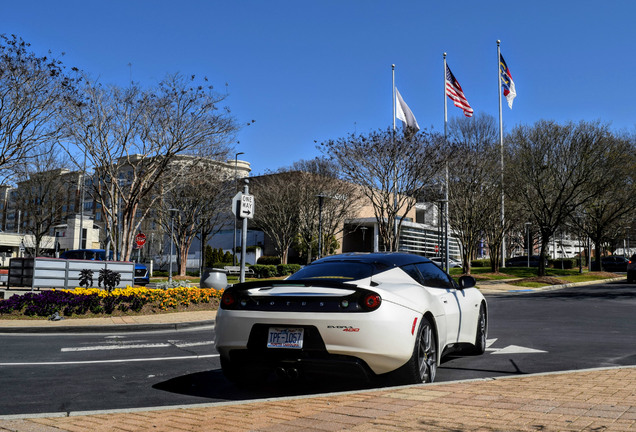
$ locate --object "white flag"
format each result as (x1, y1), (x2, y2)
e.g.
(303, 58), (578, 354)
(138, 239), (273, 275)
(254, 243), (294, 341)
(395, 88), (420, 132)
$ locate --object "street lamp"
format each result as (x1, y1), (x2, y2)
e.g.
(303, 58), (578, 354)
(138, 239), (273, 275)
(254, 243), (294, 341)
(317, 194), (324, 259)
(233, 152), (244, 266)
(168, 208), (178, 284)
(79, 152), (87, 249)
(80, 124), (93, 250)
(525, 222), (532, 268)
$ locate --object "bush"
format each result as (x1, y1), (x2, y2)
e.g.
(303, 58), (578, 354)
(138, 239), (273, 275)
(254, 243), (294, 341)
(205, 246), (233, 268)
(471, 259), (489, 268)
(250, 264), (277, 278)
(277, 264), (301, 276)
(257, 256), (281, 265)
(549, 258), (576, 269)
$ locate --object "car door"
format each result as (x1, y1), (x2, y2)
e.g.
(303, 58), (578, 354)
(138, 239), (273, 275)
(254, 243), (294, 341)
(413, 262), (461, 345)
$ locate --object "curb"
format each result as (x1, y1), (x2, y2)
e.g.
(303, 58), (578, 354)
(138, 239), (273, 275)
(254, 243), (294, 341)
(0, 319), (215, 334)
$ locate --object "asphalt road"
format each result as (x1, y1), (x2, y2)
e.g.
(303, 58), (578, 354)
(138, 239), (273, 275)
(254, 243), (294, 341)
(0, 280), (634, 417)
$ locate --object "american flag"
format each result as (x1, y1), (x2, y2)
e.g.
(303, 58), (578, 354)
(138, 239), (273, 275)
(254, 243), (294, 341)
(445, 64), (473, 117)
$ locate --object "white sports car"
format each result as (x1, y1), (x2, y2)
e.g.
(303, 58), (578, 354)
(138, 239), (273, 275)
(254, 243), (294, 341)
(215, 252), (487, 384)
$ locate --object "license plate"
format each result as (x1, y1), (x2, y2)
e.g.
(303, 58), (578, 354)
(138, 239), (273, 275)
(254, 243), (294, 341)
(267, 327), (304, 349)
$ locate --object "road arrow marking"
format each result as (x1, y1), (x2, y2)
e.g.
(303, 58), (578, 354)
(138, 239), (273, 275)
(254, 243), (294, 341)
(491, 344), (547, 355)
(485, 338), (547, 354)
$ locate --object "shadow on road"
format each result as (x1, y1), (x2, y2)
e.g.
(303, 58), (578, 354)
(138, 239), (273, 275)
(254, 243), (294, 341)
(152, 369), (376, 401)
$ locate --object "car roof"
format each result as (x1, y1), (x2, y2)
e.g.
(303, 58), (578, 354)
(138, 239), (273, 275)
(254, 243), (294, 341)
(314, 252), (432, 268)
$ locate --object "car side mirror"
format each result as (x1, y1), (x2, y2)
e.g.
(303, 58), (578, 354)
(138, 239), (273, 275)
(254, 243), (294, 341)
(457, 275), (476, 290)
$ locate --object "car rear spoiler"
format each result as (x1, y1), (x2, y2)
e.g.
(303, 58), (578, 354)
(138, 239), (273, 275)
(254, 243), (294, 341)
(228, 279), (361, 291)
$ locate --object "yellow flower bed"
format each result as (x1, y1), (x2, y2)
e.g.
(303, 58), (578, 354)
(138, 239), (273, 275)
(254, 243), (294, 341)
(60, 286), (223, 311)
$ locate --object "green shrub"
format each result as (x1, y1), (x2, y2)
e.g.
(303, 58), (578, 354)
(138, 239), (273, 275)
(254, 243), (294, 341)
(205, 246), (234, 268)
(258, 256), (281, 265)
(549, 258), (576, 269)
(471, 259), (489, 268)
(277, 264), (301, 276)
(251, 264), (277, 278)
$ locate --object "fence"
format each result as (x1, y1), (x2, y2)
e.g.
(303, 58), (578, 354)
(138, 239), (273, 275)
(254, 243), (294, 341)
(8, 257), (134, 290)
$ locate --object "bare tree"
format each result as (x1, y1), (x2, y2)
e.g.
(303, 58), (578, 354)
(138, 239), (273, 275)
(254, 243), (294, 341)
(507, 120), (618, 276)
(569, 135), (636, 269)
(251, 171), (302, 264)
(321, 128), (445, 251)
(157, 157), (233, 276)
(12, 142), (72, 256)
(288, 158), (365, 263)
(0, 34), (79, 177)
(446, 114), (501, 273)
(63, 73), (236, 261)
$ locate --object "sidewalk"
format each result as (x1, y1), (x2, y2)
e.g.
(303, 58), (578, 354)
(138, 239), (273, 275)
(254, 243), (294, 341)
(0, 367), (634, 431)
(0, 279), (634, 431)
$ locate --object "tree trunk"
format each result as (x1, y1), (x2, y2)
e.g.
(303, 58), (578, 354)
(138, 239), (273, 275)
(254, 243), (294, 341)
(538, 237), (550, 277)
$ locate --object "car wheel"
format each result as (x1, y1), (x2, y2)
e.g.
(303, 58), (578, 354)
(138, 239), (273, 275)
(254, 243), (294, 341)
(472, 303), (487, 354)
(389, 316), (437, 384)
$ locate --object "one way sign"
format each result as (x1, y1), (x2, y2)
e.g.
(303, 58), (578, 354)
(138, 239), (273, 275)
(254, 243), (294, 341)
(239, 193), (255, 219)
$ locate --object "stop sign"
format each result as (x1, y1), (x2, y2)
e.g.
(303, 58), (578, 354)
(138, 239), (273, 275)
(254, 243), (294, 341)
(135, 233), (147, 247)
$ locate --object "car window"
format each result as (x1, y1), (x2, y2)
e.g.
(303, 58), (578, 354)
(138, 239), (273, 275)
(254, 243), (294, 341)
(401, 264), (425, 285)
(414, 262), (455, 289)
(287, 261), (375, 282)
(62, 251), (83, 260)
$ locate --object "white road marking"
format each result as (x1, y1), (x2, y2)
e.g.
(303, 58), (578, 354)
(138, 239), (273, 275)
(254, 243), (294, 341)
(0, 354), (219, 366)
(485, 338), (498, 352)
(61, 340), (214, 352)
(486, 338), (547, 354)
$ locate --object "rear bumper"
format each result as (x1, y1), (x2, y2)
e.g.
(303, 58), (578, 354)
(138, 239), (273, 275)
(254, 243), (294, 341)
(215, 303), (420, 375)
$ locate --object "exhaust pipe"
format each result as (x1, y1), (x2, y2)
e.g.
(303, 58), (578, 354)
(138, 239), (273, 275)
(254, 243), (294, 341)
(275, 366), (300, 380)
(287, 368), (299, 380)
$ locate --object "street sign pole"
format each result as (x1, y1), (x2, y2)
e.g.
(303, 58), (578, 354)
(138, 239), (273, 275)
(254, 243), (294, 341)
(240, 180), (250, 283)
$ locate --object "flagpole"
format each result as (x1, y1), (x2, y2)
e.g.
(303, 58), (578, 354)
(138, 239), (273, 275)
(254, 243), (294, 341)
(443, 53), (449, 272)
(392, 64), (398, 251)
(392, 64), (396, 132)
(497, 40), (506, 268)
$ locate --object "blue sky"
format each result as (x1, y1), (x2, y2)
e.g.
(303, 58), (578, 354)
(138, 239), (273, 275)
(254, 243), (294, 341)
(2, 1), (634, 175)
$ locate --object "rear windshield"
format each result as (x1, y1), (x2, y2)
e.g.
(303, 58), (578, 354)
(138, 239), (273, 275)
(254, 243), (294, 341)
(287, 261), (376, 282)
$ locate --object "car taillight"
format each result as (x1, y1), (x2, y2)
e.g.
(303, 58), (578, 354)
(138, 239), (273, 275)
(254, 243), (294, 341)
(221, 291), (236, 309)
(361, 293), (381, 311)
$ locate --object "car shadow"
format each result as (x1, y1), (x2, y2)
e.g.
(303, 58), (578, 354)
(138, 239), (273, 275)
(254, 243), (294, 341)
(152, 369), (376, 401)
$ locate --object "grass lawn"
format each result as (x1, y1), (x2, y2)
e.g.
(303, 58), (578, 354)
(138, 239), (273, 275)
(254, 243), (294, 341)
(449, 265), (621, 287)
